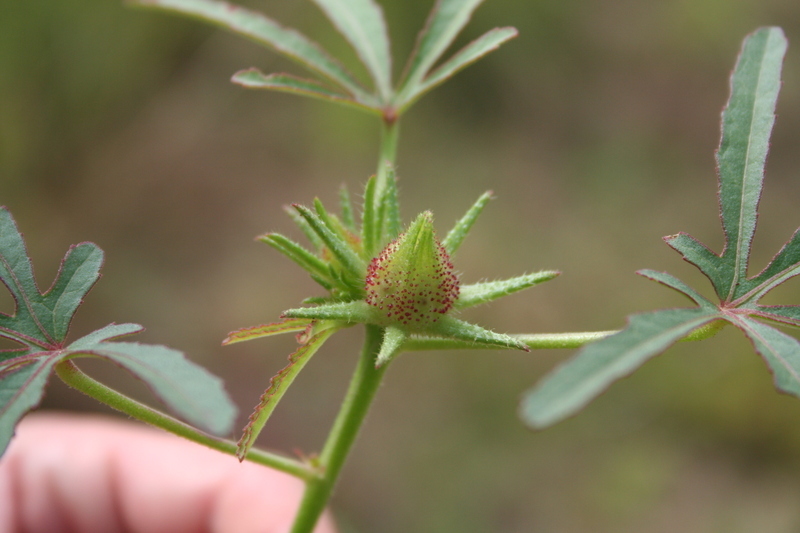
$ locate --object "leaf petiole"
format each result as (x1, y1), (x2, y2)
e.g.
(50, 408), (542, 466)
(54, 360), (317, 481)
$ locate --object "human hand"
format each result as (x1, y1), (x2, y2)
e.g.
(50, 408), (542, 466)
(0, 413), (336, 533)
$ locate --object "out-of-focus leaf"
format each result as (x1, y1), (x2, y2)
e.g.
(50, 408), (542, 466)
(442, 191), (492, 257)
(521, 308), (721, 429)
(309, 0), (392, 101)
(399, 0), (486, 92)
(231, 70), (382, 115)
(129, 0), (370, 100)
(398, 27), (517, 112)
(69, 341), (237, 436)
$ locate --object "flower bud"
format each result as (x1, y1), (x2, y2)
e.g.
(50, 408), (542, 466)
(365, 212), (459, 331)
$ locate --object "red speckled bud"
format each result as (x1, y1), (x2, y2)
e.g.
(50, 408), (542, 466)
(365, 211), (459, 331)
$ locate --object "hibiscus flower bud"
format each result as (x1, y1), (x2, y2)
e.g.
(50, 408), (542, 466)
(365, 211), (460, 331)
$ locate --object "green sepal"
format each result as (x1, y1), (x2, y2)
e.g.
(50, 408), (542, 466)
(442, 191), (492, 257)
(293, 204), (365, 282)
(431, 315), (530, 351)
(376, 326), (407, 367)
(283, 301), (372, 323)
(222, 318), (313, 345)
(338, 184), (357, 232)
(456, 271), (560, 310)
(236, 324), (339, 460)
(258, 233), (333, 288)
(377, 163), (402, 246)
(361, 175), (379, 258)
(285, 205), (325, 251)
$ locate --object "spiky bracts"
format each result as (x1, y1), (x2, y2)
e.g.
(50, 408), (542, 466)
(365, 212), (459, 330)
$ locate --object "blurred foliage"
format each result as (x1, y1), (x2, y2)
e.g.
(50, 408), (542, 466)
(2, 0), (800, 531)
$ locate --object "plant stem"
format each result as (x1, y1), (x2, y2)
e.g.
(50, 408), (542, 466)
(290, 325), (387, 533)
(54, 360), (316, 481)
(374, 118), (400, 199)
(402, 320), (728, 351)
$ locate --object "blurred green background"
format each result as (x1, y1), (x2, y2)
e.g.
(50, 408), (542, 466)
(3, 1), (800, 531)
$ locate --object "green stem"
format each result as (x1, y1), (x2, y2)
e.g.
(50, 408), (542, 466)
(290, 325), (387, 533)
(402, 320), (728, 351)
(54, 360), (316, 481)
(374, 118), (400, 200)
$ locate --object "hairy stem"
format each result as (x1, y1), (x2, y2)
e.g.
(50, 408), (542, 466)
(290, 325), (387, 533)
(403, 320), (728, 351)
(374, 118), (400, 201)
(54, 360), (315, 481)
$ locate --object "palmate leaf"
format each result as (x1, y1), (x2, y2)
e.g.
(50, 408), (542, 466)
(397, 26), (518, 113)
(0, 207), (102, 350)
(521, 308), (722, 428)
(666, 27), (787, 301)
(309, 0), (392, 102)
(522, 27), (799, 430)
(231, 70), (382, 116)
(0, 208), (237, 456)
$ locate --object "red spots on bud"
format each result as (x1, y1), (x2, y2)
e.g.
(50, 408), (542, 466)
(364, 212), (459, 331)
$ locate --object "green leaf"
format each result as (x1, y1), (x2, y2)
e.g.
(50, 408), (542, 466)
(521, 308), (721, 429)
(456, 271), (560, 310)
(67, 323), (144, 350)
(231, 70), (382, 115)
(0, 207), (103, 349)
(223, 318), (313, 345)
(399, 0), (486, 92)
(637, 269), (716, 308)
(735, 229), (800, 304)
(399, 27), (518, 112)
(237, 325), (338, 460)
(749, 305), (800, 328)
(0, 359), (54, 456)
(733, 316), (800, 398)
(663, 232), (730, 299)
(129, 0), (371, 101)
(442, 191), (492, 257)
(310, 0), (392, 101)
(69, 341), (237, 436)
(717, 27), (787, 301)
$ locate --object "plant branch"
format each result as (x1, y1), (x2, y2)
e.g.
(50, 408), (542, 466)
(290, 325), (388, 533)
(54, 360), (316, 481)
(402, 320), (728, 351)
